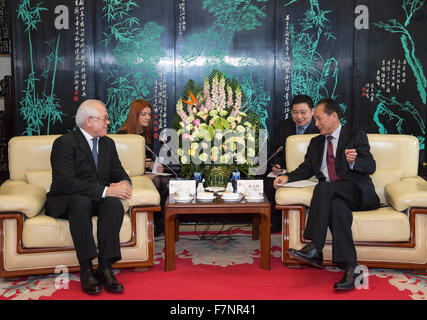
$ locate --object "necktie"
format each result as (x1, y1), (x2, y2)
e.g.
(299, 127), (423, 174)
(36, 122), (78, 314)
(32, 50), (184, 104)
(92, 138), (98, 167)
(326, 136), (340, 182)
(297, 126), (304, 135)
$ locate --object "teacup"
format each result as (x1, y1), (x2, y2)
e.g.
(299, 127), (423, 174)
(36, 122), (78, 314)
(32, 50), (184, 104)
(177, 189), (191, 199)
(248, 190), (260, 199)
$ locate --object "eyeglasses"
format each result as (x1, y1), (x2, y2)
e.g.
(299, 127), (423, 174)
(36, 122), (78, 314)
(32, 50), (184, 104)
(90, 115), (110, 122)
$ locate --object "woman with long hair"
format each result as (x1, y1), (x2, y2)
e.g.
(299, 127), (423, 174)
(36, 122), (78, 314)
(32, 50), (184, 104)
(117, 99), (168, 236)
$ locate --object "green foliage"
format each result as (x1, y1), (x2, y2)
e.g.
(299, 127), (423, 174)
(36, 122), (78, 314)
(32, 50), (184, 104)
(17, 0), (64, 135)
(374, 0), (426, 104)
(372, 0), (426, 149)
(101, 0), (166, 132)
(179, 0), (271, 132)
(373, 91), (425, 149)
(284, 0), (347, 122)
(174, 70), (260, 179)
(17, 0), (48, 33)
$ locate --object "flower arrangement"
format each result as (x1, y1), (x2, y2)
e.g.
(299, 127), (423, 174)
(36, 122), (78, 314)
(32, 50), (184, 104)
(174, 70), (260, 182)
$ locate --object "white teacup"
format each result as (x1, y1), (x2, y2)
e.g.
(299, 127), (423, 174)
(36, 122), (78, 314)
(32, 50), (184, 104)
(248, 190), (260, 198)
(178, 189), (190, 199)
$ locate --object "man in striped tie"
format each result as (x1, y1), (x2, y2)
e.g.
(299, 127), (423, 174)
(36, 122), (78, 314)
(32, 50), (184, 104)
(274, 98), (379, 291)
(46, 99), (132, 295)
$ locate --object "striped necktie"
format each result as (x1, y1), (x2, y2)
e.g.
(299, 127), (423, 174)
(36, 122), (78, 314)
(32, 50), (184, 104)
(92, 138), (98, 167)
(297, 126), (304, 135)
(326, 136), (341, 182)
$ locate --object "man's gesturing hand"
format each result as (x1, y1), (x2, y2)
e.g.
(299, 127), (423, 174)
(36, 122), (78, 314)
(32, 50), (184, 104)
(106, 181), (132, 200)
(345, 148), (357, 164)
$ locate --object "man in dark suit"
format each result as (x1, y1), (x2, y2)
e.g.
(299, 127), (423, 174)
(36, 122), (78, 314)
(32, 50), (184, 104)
(45, 99), (132, 295)
(265, 95), (319, 232)
(274, 98), (379, 290)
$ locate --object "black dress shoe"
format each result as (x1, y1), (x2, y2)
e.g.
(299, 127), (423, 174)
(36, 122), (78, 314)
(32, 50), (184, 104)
(154, 225), (164, 237)
(80, 268), (102, 295)
(334, 265), (361, 291)
(287, 243), (323, 268)
(270, 223), (281, 234)
(154, 219), (164, 237)
(96, 268), (124, 293)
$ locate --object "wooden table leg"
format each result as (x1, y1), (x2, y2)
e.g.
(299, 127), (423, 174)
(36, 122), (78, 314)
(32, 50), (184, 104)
(165, 209), (177, 272)
(259, 208), (271, 270)
(252, 214), (260, 240)
(175, 216), (180, 241)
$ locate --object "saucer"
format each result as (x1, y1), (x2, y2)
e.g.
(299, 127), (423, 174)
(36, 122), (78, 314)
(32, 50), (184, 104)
(245, 195), (264, 202)
(221, 193), (241, 201)
(196, 196), (215, 202)
(196, 192), (215, 201)
(245, 194), (263, 201)
(221, 192), (238, 197)
(175, 195), (193, 202)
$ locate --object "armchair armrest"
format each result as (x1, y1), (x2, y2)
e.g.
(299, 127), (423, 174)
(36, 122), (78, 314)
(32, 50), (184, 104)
(275, 185), (315, 207)
(0, 180), (46, 218)
(126, 175), (161, 207)
(385, 177), (427, 211)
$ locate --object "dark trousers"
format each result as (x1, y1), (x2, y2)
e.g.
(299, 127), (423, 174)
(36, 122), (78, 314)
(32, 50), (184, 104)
(263, 176), (282, 230)
(304, 180), (362, 267)
(151, 175), (169, 232)
(54, 195), (124, 265)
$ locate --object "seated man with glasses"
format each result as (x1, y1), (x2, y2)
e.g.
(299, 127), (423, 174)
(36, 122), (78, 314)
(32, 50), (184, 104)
(45, 99), (132, 295)
(265, 94), (319, 233)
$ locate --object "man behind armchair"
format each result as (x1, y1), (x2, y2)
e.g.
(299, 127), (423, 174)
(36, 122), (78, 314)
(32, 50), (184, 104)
(274, 98), (379, 290)
(265, 94), (319, 232)
(45, 99), (132, 295)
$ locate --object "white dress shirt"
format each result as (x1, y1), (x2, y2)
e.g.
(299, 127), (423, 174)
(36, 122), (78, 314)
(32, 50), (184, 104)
(320, 124), (356, 182)
(79, 128), (107, 198)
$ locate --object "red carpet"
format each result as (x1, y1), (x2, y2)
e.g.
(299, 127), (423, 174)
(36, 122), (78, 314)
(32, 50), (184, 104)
(1, 228), (426, 300)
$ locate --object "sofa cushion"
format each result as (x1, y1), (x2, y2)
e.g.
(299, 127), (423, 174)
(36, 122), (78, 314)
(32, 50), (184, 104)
(275, 169), (403, 207)
(22, 212), (132, 248)
(370, 169), (402, 205)
(323, 207), (410, 242)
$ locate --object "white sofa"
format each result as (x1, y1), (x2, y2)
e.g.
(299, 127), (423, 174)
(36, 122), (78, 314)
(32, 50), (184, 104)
(276, 134), (427, 271)
(0, 134), (161, 277)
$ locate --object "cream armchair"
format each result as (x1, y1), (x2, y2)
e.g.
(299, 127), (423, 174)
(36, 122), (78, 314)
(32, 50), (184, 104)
(276, 134), (427, 271)
(0, 134), (161, 277)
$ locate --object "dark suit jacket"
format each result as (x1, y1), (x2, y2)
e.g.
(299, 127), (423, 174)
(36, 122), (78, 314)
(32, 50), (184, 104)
(46, 129), (131, 218)
(286, 127), (380, 211)
(269, 118), (319, 169)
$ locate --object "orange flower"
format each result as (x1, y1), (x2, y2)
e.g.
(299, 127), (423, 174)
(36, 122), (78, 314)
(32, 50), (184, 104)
(182, 91), (198, 105)
(182, 91), (206, 106)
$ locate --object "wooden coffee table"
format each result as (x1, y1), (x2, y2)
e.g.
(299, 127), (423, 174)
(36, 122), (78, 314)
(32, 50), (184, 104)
(164, 193), (271, 271)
